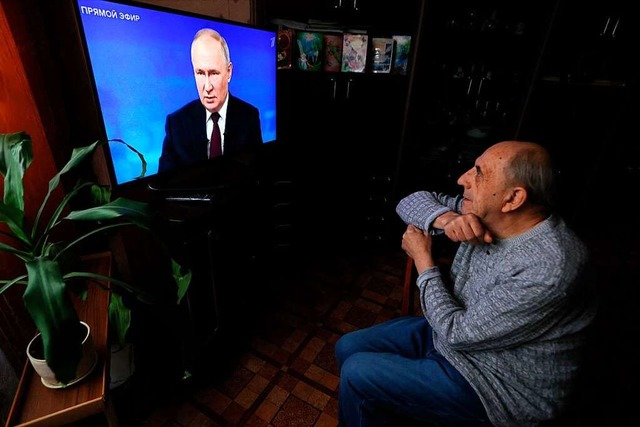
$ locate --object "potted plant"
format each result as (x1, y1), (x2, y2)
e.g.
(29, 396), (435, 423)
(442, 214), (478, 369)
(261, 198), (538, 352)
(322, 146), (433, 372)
(0, 131), (191, 387)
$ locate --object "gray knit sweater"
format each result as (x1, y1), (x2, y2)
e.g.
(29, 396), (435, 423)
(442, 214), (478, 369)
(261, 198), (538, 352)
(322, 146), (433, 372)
(396, 191), (598, 427)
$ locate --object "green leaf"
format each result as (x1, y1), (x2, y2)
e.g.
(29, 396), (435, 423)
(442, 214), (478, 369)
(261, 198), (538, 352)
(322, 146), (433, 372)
(0, 131), (32, 212)
(91, 184), (112, 205)
(63, 198), (151, 224)
(0, 201), (30, 246)
(54, 222), (143, 261)
(172, 259), (192, 304)
(108, 293), (131, 347)
(0, 274), (28, 294)
(0, 133), (31, 243)
(108, 139), (147, 179)
(64, 271), (155, 304)
(0, 239), (32, 261)
(24, 258), (81, 385)
(1, 131), (192, 386)
(32, 140), (101, 240)
(35, 180), (94, 246)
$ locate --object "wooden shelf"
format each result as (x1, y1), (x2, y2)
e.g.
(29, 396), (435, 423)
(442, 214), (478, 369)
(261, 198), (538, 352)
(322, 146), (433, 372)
(5, 252), (118, 427)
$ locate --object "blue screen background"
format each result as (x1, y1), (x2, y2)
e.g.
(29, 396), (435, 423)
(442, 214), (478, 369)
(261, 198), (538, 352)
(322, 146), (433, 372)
(76, 0), (277, 185)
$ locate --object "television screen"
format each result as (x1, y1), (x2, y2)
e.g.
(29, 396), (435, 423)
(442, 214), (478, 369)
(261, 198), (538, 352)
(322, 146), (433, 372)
(73, 0), (277, 186)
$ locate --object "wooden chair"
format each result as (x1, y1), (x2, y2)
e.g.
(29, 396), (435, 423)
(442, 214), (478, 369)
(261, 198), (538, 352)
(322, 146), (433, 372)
(401, 256), (418, 316)
(401, 240), (456, 316)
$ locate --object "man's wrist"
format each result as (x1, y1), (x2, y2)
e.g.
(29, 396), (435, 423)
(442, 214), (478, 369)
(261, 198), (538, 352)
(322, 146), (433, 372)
(414, 254), (435, 274)
(433, 211), (458, 230)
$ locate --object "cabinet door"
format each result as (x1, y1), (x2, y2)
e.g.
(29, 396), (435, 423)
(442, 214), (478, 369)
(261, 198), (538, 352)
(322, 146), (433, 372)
(277, 70), (409, 251)
(276, 71), (336, 146)
(398, 0), (557, 195)
(335, 74), (409, 249)
(538, 0), (634, 85)
(263, 0), (417, 29)
(516, 0), (638, 237)
(266, 0), (421, 252)
(264, 0), (351, 23)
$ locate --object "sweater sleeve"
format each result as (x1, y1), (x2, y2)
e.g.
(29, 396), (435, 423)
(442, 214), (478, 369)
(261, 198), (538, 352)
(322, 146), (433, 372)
(395, 191), (462, 231)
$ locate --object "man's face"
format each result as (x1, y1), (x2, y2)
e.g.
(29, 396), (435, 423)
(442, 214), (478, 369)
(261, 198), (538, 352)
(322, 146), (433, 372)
(456, 144), (511, 221)
(191, 36), (232, 113)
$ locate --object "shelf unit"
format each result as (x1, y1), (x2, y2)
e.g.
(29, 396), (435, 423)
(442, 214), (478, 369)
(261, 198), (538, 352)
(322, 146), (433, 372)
(264, 0), (422, 253)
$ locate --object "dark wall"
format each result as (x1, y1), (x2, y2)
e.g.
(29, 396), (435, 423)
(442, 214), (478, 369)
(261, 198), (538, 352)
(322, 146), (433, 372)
(0, 0), (81, 372)
(0, 0), (166, 372)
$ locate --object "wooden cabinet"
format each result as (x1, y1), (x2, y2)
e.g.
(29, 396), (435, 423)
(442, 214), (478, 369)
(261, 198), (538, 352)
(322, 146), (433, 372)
(393, 0), (637, 240)
(516, 4), (639, 426)
(276, 72), (409, 251)
(398, 0), (557, 196)
(266, 0), (639, 252)
(535, 0), (634, 85)
(277, 72), (407, 161)
(516, 0), (639, 237)
(263, 0), (422, 252)
(263, 0), (408, 29)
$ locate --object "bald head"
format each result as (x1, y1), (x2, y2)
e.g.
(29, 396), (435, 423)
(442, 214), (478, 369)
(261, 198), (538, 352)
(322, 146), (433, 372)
(488, 141), (555, 211)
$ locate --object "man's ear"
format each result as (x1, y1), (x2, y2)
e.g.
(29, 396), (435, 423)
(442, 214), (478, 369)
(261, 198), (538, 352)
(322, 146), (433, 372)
(501, 186), (527, 212)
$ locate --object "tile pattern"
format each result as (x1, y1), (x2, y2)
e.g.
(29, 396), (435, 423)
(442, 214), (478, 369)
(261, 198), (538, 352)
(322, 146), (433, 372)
(128, 250), (407, 427)
(106, 235), (636, 427)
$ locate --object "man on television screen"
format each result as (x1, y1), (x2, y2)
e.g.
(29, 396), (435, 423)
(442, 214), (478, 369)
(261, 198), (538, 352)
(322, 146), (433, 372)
(158, 28), (263, 173)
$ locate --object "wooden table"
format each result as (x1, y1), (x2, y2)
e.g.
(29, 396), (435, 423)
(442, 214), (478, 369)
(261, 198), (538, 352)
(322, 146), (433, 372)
(5, 252), (119, 427)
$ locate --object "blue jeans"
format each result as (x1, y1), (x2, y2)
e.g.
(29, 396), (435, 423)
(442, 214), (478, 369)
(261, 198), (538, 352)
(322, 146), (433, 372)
(335, 316), (490, 427)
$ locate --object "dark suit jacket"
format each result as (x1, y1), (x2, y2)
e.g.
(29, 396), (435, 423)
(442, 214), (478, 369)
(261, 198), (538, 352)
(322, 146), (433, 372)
(158, 94), (263, 173)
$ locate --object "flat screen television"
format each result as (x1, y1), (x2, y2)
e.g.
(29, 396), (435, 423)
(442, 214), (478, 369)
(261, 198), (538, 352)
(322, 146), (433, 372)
(72, 0), (277, 188)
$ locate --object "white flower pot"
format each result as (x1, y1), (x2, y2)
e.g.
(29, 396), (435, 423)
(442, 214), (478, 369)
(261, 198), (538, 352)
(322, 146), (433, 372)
(26, 321), (97, 389)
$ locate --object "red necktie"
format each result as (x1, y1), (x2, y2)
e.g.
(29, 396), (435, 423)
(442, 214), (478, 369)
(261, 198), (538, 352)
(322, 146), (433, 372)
(209, 112), (222, 158)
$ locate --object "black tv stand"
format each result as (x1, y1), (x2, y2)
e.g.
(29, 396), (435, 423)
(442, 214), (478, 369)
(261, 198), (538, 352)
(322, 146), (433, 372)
(145, 174), (264, 378)
(147, 182), (220, 205)
(164, 194), (216, 203)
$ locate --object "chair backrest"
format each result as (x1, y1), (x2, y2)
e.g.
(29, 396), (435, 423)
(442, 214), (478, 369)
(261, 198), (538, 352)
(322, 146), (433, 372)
(401, 256), (417, 316)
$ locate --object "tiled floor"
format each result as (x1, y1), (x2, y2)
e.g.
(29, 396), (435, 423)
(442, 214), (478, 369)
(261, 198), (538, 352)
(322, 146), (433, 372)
(107, 234), (638, 427)
(112, 249), (408, 427)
